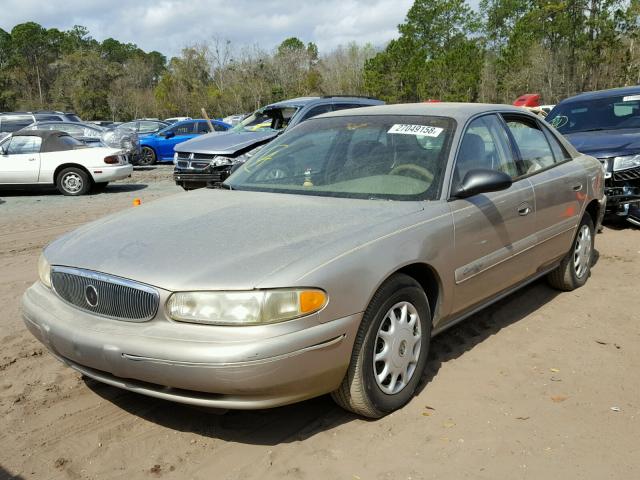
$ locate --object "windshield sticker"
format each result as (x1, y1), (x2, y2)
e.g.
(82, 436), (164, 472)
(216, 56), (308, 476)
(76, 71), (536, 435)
(623, 95), (640, 102)
(388, 124), (443, 137)
(550, 115), (568, 128)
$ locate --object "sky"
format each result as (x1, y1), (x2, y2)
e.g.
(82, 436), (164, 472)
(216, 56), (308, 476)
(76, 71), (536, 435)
(0, 0), (420, 58)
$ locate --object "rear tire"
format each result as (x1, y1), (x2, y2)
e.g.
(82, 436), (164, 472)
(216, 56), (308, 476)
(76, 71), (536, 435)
(547, 214), (594, 291)
(56, 167), (91, 196)
(331, 274), (431, 418)
(138, 146), (156, 166)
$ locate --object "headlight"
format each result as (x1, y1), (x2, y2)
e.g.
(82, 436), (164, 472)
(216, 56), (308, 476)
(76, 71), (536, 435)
(38, 253), (51, 289)
(210, 156), (235, 167)
(612, 154), (640, 171)
(173, 152), (178, 165)
(166, 289), (327, 325)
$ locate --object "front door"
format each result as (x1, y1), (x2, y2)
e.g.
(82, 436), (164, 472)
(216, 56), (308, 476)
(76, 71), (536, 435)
(448, 114), (537, 316)
(0, 136), (42, 183)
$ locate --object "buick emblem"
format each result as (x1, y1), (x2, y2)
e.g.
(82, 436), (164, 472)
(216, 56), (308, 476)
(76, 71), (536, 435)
(85, 285), (99, 307)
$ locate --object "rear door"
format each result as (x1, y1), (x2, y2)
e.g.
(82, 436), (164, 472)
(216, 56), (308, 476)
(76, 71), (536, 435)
(502, 114), (583, 263)
(449, 114), (537, 315)
(0, 136), (42, 183)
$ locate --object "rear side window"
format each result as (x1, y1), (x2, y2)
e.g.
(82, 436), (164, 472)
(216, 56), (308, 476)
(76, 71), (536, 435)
(299, 104), (333, 122)
(541, 125), (572, 163)
(139, 121), (161, 133)
(7, 136), (42, 154)
(503, 116), (556, 174)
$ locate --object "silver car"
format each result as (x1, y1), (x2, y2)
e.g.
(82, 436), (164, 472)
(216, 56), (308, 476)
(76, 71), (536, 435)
(23, 103), (605, 418)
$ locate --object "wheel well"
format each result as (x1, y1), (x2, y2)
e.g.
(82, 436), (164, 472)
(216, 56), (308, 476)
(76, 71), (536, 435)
(53, 164), (93, 185)
(395, 263), (441, 317)
(585, 199), (600, 226)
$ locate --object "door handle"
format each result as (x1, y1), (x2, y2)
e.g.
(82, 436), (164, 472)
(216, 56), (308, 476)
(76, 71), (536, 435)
(572, 184), (583, 191)
(518, 203), (532, 216)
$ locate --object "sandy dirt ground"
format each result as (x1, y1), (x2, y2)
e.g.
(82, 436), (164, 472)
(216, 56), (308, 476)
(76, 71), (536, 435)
(1, 167), (639, 480)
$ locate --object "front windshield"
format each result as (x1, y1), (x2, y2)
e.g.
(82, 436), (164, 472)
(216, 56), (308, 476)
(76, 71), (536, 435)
(225, 115), (455, 201)
(547, 94), (640, 134)
(232, 106), (300, 133)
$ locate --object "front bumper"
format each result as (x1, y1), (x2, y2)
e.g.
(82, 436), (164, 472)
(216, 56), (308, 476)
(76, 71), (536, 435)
(90, 164), (133, 183)
(173, 168), (230, 189)
(22, 282), (360, 409)
(604, 165), (640, 208)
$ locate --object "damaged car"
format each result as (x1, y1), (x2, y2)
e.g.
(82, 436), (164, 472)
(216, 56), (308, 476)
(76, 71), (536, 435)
(24, 103), (604, 417)
(173, 96), (384, 190)
(547, 86), (640, 226)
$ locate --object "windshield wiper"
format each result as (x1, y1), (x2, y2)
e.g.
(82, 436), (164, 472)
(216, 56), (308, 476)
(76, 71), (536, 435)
(573, 128), (607, 133)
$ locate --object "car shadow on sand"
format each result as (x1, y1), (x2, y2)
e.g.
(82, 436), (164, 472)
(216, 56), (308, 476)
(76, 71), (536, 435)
(84, 266), (599, 446)
(0, 184), (148, 197)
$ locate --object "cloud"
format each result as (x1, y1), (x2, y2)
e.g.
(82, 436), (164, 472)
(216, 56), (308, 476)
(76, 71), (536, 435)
(0, 0), (415, 57)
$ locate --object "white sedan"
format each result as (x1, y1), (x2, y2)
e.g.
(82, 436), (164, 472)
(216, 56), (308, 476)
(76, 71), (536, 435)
(0, 130), (133, 195)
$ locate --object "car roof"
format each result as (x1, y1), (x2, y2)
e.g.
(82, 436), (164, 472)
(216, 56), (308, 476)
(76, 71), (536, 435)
(317, 102), (535, 122)
(12, 129), (80, 152)
(33, 120), (99, 128)
(266, 96), (382, 109)
(559, 85), (640, 104)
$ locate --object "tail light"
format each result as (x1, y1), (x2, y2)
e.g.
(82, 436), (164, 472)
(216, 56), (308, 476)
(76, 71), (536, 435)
(104, 155), (120, 164)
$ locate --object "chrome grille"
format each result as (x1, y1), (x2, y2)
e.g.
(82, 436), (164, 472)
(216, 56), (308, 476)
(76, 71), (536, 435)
(177, 160), (189, 168)
(51, 266), (159, 322)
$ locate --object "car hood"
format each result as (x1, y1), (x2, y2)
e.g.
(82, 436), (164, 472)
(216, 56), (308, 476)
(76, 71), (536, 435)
(45, 189), (424, 291)
(564, 129), (640, 158)
(174, 130), (278, 155)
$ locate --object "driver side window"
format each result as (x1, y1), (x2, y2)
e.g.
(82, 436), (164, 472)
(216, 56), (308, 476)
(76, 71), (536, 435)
(170, 122), (194, 135)
(6, 136), (41, 155)
(454, 115), (518, 187)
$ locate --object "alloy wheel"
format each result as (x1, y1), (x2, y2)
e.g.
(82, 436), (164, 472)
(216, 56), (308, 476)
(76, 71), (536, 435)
(61, 172), (83, 194)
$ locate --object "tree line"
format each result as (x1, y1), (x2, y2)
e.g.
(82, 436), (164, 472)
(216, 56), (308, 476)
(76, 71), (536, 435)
(1, 0), (638, 120)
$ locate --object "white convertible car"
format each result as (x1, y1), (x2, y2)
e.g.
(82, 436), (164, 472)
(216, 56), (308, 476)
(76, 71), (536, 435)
(0, 130), (133, 195)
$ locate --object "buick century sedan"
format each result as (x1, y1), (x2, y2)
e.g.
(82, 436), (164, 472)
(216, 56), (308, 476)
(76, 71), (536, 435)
(23, 104), (605, 417)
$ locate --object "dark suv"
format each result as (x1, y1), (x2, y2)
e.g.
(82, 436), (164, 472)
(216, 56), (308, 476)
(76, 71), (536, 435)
(547, 86), (640, 226)
(173, 96), (384, 190)
(0, 111), (82, 134)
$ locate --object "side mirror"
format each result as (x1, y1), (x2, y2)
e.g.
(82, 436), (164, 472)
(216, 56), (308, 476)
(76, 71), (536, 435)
(452, 168), (512, 199)
(164, 131), (175, 139)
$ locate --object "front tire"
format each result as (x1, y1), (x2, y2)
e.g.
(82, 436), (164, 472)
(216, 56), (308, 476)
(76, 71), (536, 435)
(138, 146), (157, 166)
(331, 274), (431, 418)
(547, 214), (595, 291)
(56, 167), (91, 196)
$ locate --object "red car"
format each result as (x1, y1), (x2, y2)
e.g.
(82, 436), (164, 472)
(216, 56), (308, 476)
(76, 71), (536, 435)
(513, 94), (541, 107)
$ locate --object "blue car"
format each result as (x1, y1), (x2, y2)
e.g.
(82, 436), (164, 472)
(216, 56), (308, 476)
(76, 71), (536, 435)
(138, 119), (231, 165)
(547, 86), (640, 226)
